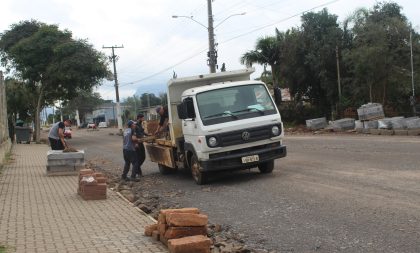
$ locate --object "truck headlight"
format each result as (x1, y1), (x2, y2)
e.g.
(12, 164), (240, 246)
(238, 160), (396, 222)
(272, 126), (280, 136)
(208, 136), (218, 147)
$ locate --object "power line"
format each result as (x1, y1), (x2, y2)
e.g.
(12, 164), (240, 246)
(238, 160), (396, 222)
(112, 0), (341, 89)
(221, 0), (341, 44)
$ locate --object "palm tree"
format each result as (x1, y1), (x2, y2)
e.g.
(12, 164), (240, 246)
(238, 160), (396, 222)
(240, 34), (281, 87)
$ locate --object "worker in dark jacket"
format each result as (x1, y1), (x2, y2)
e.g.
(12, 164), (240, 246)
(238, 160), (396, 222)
(121, 120), (139, 182)
(154, 105), (169, 136)
(134, 114), (147, 177)
(48, 119), (72, 150)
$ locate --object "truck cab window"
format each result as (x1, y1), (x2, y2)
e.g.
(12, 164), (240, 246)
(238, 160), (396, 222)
(197, 84), (276, 126)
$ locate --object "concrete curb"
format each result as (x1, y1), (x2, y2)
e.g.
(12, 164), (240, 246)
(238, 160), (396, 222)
(115, 190), (158, 223)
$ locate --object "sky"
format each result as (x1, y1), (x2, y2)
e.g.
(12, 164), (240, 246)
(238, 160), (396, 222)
(1, 0), (419, 102)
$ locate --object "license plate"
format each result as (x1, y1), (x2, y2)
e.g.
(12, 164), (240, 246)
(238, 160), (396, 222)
(241, 155), (259, 164)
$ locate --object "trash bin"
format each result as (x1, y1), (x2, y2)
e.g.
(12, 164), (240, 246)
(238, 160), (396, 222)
(15, 126), (32, 144)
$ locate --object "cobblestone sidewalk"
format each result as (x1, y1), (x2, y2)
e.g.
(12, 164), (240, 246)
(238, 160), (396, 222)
(0, 144), (167, 253)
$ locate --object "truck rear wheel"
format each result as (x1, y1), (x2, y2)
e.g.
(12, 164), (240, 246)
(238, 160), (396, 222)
(258, 160), (274, 173)
(158, 164), (175, 174)
(190, 154), (207, 185)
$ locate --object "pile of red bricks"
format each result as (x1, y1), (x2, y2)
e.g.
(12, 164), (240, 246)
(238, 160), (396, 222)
(77, 169), (107, 200)
(145, 208), (212, 253)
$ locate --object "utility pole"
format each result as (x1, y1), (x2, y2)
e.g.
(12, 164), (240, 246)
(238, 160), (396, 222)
(207, 0), (217, 73)
(336, 45), (342, 103)
(103, 45), (124, 132)
(410, 30), (417, 116)
(336, 45), (342, 118)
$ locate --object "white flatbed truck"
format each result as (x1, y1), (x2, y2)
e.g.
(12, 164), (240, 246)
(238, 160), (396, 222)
(145, 68), (287, 184)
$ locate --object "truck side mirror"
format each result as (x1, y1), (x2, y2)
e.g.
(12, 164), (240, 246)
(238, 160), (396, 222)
(185, 97), (196, 119)
(177, 97), (196, 119)
(274, 87), (282, 105)
(177, 103), (187, 119)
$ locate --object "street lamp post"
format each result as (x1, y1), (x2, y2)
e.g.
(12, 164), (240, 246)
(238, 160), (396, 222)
(172, 2), (245, 74)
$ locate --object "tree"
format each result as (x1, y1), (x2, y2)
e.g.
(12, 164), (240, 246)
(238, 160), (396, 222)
(0, 20), (109, 141)
(343, 2), (417, 112)
(62, 91), (104, 124)
(240, 32), (282, 87)
(5, 78), (35, 124)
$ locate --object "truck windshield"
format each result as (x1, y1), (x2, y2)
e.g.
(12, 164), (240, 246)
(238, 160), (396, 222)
(197, 84), (277, 126)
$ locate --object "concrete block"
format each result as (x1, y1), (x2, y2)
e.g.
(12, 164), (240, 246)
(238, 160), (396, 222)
(47, 150), (84, 159)
(47, 158), (85, 166)
(166, 213), (208, 227)
(407, 129), (420, 136)
(394, 130), (408, 136)
(369, 129), (381, 135)
(380, 129), (394, 135)
(168, 235), (211, 253)
(331, 118), (355, 131)
(46, 165), (78, 176)
(165, 226), (208, 240)
(406, 118), (420, 129)
(306, 117), (327, 130)
(357, 103), (384, 121)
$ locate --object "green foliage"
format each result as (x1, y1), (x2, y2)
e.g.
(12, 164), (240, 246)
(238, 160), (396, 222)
(0, 20), (110, 141)
(5, 78), (35, 123)
(61, 91), (104, 123)
(240, 33), (281, 87)
(243, 1), (420, 119)
(343, 1), (417, 113)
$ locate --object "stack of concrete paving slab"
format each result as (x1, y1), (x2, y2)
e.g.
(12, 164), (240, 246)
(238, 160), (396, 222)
(46, 150), (85, 176)
(306, 117), (327, 130)
(357, 103), (385, 121)
(145, 208), (211, 253)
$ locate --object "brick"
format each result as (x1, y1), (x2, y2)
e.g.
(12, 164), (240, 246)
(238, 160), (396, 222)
(166, 213), (208, 227)
(96, 177), (107, 184)
(164, 226), (207, 239)
(93, 172), (104, 178)
(158, 223), (167, 236)
(144, 224), (158, 236)
(168, 235), (211, 253)
(80, 183), (107, 195)
(152, 230), (160, 241)
(79, 178), (97, 186)
(160, 233), (169, 246)
(159, 208), (200, 224)
(79, 168), (94, 175)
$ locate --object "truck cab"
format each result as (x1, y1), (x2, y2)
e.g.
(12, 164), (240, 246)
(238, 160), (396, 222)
(145, 68), (287, 184)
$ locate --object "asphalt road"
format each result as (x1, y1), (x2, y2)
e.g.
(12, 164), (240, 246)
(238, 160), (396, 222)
(67, 128), (420, 252)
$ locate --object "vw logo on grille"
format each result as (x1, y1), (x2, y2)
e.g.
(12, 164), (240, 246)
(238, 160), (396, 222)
(241, 131), (251, 141)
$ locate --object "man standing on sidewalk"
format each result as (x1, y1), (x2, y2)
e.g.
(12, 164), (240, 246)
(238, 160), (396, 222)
(122, 120), (139, 182)
(48, 119), (72, 150)
(135, 114), (147, 177)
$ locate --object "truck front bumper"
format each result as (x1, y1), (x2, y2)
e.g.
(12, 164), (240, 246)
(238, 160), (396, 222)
(200, 143), (287, 172)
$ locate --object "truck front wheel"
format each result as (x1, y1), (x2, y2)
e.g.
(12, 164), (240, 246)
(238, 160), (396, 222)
(190, 155), (207, 185)
(258, 160), (274, 173)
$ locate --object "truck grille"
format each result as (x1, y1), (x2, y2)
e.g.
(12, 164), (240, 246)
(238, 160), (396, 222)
(209, 125), (278, 147)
